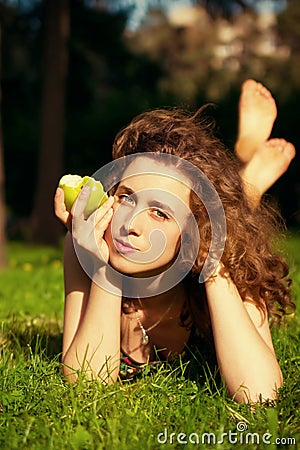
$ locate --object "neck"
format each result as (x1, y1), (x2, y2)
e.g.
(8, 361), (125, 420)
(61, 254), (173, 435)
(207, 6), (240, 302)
(122, 265), (186, 301)
(127, 282), (186, 315)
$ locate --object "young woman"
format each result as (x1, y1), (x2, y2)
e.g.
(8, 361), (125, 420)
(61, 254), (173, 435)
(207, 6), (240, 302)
(54, 79), (295, 403)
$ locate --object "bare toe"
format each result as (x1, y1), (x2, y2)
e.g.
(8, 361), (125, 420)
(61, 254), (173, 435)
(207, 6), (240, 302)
(266, 138), (296, 161)
(241, 79), (257, 92)
(240, 138), (296, 200)
(281, 141), (296, 160)
(255, 82), (271, 99)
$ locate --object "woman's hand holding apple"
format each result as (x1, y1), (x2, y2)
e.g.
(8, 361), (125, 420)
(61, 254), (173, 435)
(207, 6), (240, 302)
(54, 174), (114, 268)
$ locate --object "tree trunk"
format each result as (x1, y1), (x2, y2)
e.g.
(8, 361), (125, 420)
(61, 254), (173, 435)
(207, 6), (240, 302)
(30, 0), (69, 245)
(0, 25), (7, 269)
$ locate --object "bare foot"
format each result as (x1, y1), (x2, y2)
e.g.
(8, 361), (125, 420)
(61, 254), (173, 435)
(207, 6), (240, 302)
(235, 79), (277, 163)
(240, 138), (296, 207)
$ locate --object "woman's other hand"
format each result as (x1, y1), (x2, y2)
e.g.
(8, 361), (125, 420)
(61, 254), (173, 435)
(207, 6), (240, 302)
(54, 187), (72, 231)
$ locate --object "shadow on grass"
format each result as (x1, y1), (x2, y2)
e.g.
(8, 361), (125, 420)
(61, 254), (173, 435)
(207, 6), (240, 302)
(1, 316), (63, 360)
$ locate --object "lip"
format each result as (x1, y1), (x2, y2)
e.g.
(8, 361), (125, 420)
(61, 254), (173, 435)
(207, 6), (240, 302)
(114, 238), (138, 254)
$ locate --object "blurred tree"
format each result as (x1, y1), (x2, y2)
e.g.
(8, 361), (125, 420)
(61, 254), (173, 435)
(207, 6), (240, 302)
(112, 0), (254, 22)
(0, 1), (41, 229)
(194, 0), (253, 18)
(0, 1), (18, 263)
(277, 0), (300, 88)
(0, 24), (7, 268)
(124, 0), (299, 228)
(63, 0), (163, 174)
(277, 0), (300, 52)
(30, 0), (69, 244)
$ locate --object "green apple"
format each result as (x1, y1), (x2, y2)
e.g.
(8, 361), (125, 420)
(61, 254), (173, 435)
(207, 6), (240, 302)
(58, 174), (108, 216)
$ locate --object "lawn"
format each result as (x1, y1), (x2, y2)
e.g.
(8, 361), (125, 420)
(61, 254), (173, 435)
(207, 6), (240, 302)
(0, 234), (299, 449)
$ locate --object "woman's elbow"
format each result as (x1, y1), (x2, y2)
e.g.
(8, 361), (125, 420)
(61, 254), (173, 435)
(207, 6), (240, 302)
(230, 368), (283, 404)
(61, 355), (120, 385)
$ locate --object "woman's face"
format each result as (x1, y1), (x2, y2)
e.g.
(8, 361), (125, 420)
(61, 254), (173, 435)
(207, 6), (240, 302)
(104, 157), (191, 276)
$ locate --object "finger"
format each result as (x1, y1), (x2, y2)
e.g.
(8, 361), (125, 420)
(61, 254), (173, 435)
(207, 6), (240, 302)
(94, 206), (114, 239)
(72, 185), (91, 217)
(54, 188), (70, 224)
(92, 198), (114, 239)
(54, 187), (65, 213)
(86, 195), (115, 223)
(97, 195), (115, 214)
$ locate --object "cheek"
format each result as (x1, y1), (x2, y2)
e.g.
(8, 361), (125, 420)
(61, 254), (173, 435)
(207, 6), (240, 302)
(106, 203), (126, 238)
(163, 226), (181, 256)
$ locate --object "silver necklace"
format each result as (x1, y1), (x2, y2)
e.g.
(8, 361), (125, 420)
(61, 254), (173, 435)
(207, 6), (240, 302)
(135, 301), (174, 346)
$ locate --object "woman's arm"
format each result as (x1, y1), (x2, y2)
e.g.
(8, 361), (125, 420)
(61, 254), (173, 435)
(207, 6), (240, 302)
(62, 231), (91, 360)
(62, 270), (122, 384)
(205, 264), (283, 403)
(55, 187), (122, 383)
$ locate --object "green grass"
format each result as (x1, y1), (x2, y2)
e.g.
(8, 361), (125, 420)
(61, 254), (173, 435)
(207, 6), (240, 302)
(0, 236), (299, 449)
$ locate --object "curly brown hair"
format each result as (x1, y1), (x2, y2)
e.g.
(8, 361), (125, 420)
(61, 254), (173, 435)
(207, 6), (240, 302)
(112, 107), (294, 325)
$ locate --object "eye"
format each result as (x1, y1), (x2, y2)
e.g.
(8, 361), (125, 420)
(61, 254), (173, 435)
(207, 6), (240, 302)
(151, 208), (170, 221)
(118, 194), (135, 206)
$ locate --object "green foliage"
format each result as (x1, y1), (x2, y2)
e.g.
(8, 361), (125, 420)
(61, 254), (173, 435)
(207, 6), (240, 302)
(0, 242), (64, 318)
(0, 236), (299, 448)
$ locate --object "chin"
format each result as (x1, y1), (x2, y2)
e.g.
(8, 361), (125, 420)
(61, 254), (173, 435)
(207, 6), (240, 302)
(108, 255), (144, 275)
(108, 254), (174, 278)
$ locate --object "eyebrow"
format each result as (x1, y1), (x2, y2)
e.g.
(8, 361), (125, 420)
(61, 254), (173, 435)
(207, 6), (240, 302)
(117, 184), (134, 195)
(117, 184), (175, 216)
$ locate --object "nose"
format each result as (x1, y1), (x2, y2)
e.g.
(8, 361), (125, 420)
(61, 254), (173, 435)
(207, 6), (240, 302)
(122, 208), (144, 237)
